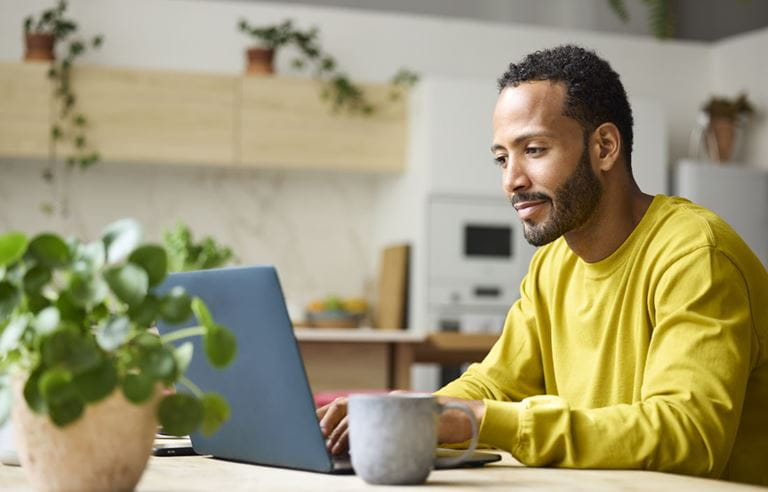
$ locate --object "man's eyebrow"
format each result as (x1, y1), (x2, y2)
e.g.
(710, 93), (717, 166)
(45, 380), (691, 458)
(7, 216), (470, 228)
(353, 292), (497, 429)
(491, 131), (557, 152)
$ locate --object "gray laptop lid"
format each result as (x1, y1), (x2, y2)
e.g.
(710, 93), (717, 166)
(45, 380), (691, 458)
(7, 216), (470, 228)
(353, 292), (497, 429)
(155, 265), (335, 473)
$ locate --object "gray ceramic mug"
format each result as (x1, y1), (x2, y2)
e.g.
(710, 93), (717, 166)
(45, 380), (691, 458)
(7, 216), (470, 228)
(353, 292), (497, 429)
(347, 393), (479, 485)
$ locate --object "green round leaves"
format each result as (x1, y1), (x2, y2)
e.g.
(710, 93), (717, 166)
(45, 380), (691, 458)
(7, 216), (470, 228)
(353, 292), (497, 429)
(158, 393), (202, 436)
(128, 294), (160, 327)
(102, 218), (142, 264)
(0, 232), (28, 267)
(104, 263), (148, 307)
(23, 265), (52, 294)
(33, 306), (60, 335)
(191, 297), (213, 328)
(160, 287), (192, 324)
(39, 368), (84, 427)
(122, 372), (155, 404)
(74, 357), (118, 403)
(28, 233), (71, 268)
(72, 241), (105, 274)
(173, 341), (194, 375)
(42, 328), (101, 374)
(23, 367), (47, 414)
(204, 324), (237, 369)
(68, 272), (108, 308)
(0, 281), (20, 320)
(140, 346), (177, 381)
(191, 297), (236, 368)
(200, 393), (230, 436)
(128, 245), (167, 287)
(95, 315), (130, 351)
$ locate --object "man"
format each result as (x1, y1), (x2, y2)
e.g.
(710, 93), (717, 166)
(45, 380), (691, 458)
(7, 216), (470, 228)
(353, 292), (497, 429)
(317, 45), (768, 485)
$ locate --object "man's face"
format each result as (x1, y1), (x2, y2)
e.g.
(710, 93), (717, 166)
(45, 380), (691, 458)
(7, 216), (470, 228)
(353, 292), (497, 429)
(492, 81), (602, 246)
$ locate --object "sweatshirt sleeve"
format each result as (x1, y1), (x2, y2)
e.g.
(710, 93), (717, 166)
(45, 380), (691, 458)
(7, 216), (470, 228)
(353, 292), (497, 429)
(434, 271), (546, 403)
(477, 247), (756, 477)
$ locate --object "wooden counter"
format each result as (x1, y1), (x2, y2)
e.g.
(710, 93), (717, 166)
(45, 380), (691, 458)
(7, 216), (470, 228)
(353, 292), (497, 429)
(294, 329), (498, 392)
(2, 451), (760, 491)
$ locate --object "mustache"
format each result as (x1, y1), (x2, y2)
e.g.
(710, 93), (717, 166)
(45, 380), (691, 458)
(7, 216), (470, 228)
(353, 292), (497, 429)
(509, 192), (551, 207)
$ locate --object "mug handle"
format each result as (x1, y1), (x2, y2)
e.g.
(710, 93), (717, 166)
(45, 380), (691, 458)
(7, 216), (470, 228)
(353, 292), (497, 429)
(433, 401), (479, 468)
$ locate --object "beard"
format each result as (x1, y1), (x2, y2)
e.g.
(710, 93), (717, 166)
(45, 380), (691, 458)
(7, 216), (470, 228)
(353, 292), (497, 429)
(511, 144), (603, 247)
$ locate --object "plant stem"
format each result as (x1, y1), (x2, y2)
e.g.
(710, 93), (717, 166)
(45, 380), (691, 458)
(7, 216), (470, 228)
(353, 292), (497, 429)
(161, 326), (205, 344)
(178, 376), (204, 398)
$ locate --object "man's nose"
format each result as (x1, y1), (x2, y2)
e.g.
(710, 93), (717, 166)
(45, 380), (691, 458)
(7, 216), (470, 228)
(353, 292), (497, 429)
(502, 158), (530, 194)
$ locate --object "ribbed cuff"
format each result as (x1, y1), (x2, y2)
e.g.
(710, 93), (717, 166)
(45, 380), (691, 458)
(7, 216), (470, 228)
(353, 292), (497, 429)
(478, 399), (523, 450)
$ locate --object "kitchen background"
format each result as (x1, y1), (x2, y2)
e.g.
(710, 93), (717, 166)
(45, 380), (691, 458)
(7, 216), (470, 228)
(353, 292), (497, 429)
(1, 0), (767, 331)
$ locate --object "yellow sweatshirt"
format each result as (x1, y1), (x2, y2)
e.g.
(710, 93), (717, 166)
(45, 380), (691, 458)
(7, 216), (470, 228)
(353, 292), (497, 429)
(435, 195), (768, 485)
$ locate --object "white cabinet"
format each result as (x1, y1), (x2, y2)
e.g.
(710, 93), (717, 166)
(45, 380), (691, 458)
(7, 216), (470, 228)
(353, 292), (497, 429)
(676, 160), (768, 267)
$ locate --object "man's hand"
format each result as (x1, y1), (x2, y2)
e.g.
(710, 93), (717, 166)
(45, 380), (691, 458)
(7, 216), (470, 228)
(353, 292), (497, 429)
(316, 397), (349, 455)
(435, 396), (486, 444)
(316, 394), (486, 455)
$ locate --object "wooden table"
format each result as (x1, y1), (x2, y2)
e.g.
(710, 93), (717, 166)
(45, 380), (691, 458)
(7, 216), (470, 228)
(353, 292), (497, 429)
(1, 452), (760, 491)
(295, 330), (499, 392)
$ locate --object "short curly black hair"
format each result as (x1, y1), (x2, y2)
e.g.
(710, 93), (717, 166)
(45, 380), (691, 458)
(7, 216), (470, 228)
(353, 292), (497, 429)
(498, 45), (634, 169)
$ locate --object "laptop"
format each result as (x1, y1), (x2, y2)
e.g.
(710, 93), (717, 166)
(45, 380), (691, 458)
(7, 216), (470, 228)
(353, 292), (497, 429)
(155, 265), (501, 473)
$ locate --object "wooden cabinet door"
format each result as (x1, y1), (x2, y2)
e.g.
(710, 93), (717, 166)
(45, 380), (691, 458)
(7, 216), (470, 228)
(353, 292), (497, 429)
(69, 66), (237, 166)
(239, 76), (406, 173)
(0, 62), (50, 159)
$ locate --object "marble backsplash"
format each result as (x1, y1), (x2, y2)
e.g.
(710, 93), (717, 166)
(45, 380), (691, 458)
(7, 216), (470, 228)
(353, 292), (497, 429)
(0, 158), (384, 319)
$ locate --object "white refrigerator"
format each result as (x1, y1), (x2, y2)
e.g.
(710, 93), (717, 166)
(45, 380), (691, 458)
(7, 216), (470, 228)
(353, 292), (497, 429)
(675, 159), (768, 268)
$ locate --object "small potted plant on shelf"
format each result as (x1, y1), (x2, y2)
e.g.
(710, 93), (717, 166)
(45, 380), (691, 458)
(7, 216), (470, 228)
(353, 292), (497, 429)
(22, 0), (75, 61)
(0, 218), (236, 491)
(701, 93), (755, 163)
(238, 18), (418, 115)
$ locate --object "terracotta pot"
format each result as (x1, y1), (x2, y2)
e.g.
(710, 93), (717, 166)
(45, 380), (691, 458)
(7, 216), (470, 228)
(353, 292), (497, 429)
(706, 116), (736, 163)
(24, 33), (55, 61)
(12, 376), (160, 492)
(245, 47), (275, 75)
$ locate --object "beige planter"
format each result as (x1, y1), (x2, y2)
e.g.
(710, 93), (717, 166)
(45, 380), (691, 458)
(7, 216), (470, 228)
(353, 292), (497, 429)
(12, 378), (159, 492)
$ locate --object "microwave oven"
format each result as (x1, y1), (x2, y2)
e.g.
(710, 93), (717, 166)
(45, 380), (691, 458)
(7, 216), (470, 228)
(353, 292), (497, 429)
(426, 195), (536, 328)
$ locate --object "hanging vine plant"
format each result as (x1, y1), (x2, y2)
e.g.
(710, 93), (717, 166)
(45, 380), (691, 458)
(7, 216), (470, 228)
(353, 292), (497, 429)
(238, 18), (418, 116)
(23, 0), (104, 209)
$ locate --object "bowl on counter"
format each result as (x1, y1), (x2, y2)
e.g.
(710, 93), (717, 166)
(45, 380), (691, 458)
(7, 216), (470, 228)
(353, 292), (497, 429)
(305, 310), (362, 329)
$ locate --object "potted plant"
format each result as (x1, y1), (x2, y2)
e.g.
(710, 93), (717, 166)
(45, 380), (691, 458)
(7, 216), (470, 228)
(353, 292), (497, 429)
(22, 0), (75, 61)
(238, 18), (418, 115)
(163, 223), (236, 272)
(0, 218), (236, 490)
(701, 93), (755, 163)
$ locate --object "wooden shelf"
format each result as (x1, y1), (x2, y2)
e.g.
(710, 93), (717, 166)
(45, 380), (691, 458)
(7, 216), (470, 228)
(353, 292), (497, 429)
(239, 76), (406, 172)
(0, 62), (407, 173)
(0, 62), (50, 158)
(69, 66), (237, 165)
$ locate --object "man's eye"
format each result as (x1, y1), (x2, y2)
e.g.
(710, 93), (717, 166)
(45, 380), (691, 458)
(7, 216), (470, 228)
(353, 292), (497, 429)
(525, 147), (545, 156)
(493, 155), (507, 167)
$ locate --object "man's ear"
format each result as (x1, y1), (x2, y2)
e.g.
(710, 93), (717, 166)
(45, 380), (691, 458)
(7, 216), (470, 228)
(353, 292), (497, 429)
(593, 123), (621, 172)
